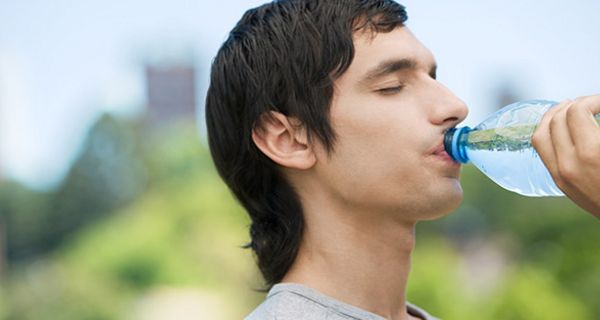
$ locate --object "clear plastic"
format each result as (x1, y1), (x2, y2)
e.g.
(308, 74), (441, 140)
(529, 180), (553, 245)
(445, 100), (600, 197)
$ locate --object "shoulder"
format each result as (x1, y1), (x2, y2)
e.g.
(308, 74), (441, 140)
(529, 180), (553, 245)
(244, 289), (333, 320)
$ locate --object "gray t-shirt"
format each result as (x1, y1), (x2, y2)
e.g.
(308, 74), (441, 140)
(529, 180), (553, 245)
(245, 283), (438, 320)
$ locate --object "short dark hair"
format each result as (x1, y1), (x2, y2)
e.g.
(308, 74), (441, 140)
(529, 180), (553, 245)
(205, 0), (407, 288)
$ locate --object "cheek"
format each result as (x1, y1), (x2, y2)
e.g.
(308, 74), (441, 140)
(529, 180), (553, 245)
(333, 99), (419, 148)
(324, 93), (440, 209)
(321, 130), (426, 211)
(330, 97), (425, 169)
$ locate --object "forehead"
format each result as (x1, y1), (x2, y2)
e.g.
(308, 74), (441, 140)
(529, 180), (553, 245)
(340, 27), (435, 82)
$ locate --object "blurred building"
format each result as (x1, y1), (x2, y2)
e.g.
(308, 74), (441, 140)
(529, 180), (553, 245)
(144, 64), (197, 128)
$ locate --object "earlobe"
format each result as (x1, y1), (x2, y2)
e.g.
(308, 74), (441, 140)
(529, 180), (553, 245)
(252, 111), (317, 170)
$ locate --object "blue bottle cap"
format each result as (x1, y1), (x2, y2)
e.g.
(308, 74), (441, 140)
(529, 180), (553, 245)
(444, 126), (471, 163)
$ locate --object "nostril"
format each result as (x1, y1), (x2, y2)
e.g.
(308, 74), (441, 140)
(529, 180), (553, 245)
(445, 116), (459, 124)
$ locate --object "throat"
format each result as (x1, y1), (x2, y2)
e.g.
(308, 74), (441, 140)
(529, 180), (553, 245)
(282, 216), (417, 320)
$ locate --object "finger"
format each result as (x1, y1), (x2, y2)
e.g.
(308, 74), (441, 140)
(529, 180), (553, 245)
(533, 100), (569, 175)
(549, 102), (576, 156)
(566, 95), (600, 148)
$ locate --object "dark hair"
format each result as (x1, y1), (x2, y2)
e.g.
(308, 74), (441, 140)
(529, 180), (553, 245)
(205, 0), (407, 289)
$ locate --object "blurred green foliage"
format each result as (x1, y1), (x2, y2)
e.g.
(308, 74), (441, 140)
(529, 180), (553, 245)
(0, 116), (598, 319)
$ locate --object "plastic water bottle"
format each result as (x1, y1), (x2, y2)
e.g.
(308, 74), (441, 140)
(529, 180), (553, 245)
(444, 100), (600, 197)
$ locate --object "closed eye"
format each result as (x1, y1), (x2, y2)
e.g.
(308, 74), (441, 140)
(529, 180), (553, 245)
(377, 85), (404, 95)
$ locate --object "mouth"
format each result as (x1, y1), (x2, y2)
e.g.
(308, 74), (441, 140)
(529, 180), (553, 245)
(430, 143), (460, 166)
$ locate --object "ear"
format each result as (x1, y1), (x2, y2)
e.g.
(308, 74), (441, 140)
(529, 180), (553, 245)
(252, 111), (317, 170)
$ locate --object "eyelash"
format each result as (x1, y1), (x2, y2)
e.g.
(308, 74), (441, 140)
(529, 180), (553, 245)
(377, 85), (404, 95)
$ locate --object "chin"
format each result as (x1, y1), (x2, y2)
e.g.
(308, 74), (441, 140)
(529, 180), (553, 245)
(420, 181), (463, 220)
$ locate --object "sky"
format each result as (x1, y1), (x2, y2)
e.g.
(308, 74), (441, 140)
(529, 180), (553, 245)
(0, 0), (599, 190)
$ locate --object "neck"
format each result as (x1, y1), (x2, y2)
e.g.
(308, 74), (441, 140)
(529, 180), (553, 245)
(282, 189), (419, 320)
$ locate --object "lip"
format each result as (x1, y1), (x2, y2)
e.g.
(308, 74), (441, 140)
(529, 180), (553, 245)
(431, 143), (446, 155)
(430, 143), (460, 165)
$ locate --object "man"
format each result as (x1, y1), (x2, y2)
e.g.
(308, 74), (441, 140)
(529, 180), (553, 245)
(207, 2), (461, 319)
(205, 1), (600, 319)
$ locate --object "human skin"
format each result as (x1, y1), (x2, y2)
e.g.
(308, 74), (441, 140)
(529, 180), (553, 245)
(533, 95), (600, 219)
(252, 26), (468, 320)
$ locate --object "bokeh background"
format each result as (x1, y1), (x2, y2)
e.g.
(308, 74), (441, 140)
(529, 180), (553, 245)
(0, 0), (599, 319)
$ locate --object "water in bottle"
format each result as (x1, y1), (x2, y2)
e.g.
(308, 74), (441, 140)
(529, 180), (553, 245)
(444, 100), (600, 197)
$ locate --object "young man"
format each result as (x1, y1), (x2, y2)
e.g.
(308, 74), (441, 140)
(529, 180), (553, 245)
(206, 1), (600, 319)
(207, 2), (461, 319)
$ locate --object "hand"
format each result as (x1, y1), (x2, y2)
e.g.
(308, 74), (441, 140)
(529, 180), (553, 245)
(532, 95), (600, 219)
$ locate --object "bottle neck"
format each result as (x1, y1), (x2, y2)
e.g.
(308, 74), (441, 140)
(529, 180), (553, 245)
(443, 126), (472, 164)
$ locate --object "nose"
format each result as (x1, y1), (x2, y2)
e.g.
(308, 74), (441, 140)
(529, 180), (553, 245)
(430, 82), (469, 129)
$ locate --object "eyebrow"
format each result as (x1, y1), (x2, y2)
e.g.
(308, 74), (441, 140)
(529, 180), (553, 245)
(360, 58), (437, 84)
